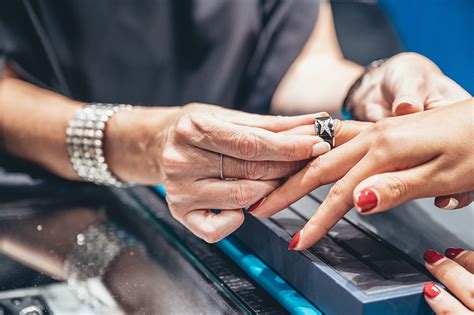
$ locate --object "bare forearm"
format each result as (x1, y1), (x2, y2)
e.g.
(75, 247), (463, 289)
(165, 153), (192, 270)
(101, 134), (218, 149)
(0, 76), (81, 179)
(0, 74), (179, 184)
(271, 1), (363, 115)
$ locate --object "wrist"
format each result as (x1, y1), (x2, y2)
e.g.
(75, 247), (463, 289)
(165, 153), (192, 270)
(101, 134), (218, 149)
(105, 106), (181, 185)
(344, 59), (389, 120)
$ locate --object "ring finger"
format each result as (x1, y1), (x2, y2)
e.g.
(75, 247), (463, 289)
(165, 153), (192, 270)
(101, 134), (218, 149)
(193, 149), (310, 180)
(189, 178), (280, 210)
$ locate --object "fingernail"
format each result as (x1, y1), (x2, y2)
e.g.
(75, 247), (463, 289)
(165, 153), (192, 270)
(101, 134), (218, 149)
(247, 198), (265, 213)
(394, 102), (418, 115)
(393, 96), (421, 115)
(312, 142), (331, 156)
(355, 188), (378, 212)
(423, 282), (441, 299)
(445, 247), (465, 259)
(442, 197), (459, 210)
(423, 249), (444, 265)
(288, 230), (301, 250)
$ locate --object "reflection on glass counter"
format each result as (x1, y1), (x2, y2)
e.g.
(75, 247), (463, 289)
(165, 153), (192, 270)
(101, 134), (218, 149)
(0, 187), (280, 315)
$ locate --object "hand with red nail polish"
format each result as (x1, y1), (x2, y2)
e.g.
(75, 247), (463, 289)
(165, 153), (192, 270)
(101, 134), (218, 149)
(423, 249), (445, 265)
(158, 106), (336, 244)
(250, 100), (474, 251)
(422, 248), (474, 313)
(288, 230), (301, 250)
(355, 188), (378, 212)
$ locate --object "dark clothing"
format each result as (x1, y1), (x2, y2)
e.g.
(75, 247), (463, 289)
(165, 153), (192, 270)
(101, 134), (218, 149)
(1, 0), (319, 113)
(0, 0), (319, 188)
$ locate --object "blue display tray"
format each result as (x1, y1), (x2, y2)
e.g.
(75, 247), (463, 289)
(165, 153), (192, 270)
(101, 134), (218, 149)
(234, 215), (431, 315)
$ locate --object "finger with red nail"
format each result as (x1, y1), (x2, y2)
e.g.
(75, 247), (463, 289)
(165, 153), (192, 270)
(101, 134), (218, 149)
(423, 249), (474, 312)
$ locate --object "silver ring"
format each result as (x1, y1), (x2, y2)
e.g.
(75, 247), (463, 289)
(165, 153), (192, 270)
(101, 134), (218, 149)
(314, 115), (335, 148)
(219, 154), (225, 180)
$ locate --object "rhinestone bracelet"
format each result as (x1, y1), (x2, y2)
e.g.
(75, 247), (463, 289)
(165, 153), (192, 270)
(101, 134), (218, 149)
(66, 103), (134, 187)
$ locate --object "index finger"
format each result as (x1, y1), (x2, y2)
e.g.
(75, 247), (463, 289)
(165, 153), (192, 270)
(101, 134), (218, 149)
(291, 154), (386, 250)
(188, 115), (322, 161)
(250, 120), (372, 217)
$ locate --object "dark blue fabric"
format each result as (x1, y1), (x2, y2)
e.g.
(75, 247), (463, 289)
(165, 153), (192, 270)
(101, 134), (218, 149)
(0, 0), (319, 189)
(1, 0), (319, 113)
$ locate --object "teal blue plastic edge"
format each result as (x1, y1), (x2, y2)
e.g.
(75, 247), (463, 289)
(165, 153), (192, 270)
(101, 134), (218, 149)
(152, 185), (322, 315)
(341, 107), (353, 120)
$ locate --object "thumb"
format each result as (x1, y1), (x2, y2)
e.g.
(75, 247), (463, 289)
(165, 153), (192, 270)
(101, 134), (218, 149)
(353, 165), (432, 214)
(434, 191), (474, 210)
(392, 94), (425, 116)
(184, 209), (244, 243)
(391, 77), (427, 116)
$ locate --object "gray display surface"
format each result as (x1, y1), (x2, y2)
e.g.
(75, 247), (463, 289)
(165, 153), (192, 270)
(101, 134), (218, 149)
(234, 185), (473, 314)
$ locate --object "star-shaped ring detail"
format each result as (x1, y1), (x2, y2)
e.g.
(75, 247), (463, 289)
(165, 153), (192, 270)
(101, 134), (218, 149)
(314, 116), (335, 148)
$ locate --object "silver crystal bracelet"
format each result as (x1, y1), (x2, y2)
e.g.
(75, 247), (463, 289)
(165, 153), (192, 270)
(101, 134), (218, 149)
(66, 103), (134, 187)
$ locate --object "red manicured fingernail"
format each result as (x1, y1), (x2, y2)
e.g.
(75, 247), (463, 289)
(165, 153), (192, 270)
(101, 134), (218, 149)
(445, 247), (465, 259)
(247, 198), (265, 213)
(288, 230), (301, 250)
(423, 249), (444, 265)
(423, 282), (441, 299)
(355, 188), (378, 212)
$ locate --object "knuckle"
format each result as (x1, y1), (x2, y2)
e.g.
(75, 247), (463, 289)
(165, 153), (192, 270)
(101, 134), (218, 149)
(174, 114), (195, 139)
(164, 184), (190, 213)
(306, 157), (326, 187)
(370, 146), (390, 164)
(244, 161), (265, 180)
(230, 183), (255, 208)
(329, 180), (346, 199)
(385, 174), (408, 201)
(231, 132), (265, 159)
(200, 224), (222, 244)
(309, 155), (326, 173)
(282, 142), (299, 160)
(329, 180), (353, 208)
(371, 119), (394, 136)
(161, 147), (189, 175)
(376, 130), (400, 148)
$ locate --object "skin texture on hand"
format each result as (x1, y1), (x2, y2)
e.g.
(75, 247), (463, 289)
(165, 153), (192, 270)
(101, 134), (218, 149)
(422, 248), (474, 314)
(157, 104), (330, 243)
(349, 52), (471, 122)
(250, 99), (474, 250)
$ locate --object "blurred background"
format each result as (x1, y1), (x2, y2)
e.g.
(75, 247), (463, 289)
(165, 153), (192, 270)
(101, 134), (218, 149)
(333, 0), (473, 94)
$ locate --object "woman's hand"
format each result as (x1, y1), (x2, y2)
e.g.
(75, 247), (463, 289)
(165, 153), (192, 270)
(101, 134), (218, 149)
(156, 104), (327, 242)
(110, 104), (370, 243)
(349, 52), (471, 121)
(250, 99), (474, 250)
(422, 248), (474, 314)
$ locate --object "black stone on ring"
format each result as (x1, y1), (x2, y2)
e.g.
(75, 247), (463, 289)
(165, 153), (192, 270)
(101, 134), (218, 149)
(314, 116), (335, 148)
